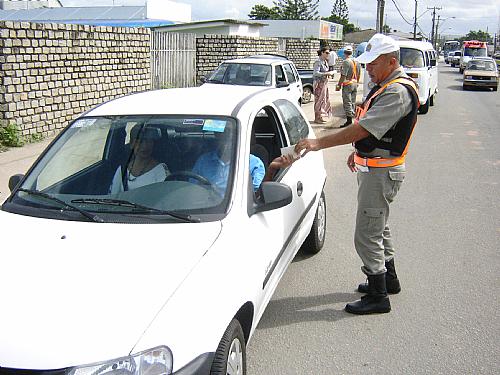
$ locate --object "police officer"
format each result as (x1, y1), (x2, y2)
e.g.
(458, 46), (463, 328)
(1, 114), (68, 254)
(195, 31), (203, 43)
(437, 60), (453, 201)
(295, 34), (419, 315)
(336, 45), (361, 128)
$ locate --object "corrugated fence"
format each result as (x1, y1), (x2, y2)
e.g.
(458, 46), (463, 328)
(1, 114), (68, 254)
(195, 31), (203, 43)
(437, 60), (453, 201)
(150, 32), (196, 89)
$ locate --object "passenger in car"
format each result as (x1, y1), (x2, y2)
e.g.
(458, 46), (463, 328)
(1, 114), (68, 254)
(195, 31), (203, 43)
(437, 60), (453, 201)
(109, 124), (170, 193)
(192, 128), (295, 195)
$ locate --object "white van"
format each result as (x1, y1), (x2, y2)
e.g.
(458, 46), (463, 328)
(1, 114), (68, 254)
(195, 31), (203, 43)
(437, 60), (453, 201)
(362, 40), (438, 114)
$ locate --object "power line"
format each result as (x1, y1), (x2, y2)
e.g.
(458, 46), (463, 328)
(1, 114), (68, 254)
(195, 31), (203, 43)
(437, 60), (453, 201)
(390, 0), (414, 26)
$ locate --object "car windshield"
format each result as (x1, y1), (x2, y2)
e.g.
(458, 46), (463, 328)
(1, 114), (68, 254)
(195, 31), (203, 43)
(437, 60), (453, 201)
(207, 63), (272, 86)
(9, 115), (238, 222)
(400, 48), (425, 68)
(464, 47), (487, 57)
(467, 60), (496, 71)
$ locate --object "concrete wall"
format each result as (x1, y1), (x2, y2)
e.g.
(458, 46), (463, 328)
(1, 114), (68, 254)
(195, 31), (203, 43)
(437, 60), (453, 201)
(0, 21), (150, 137)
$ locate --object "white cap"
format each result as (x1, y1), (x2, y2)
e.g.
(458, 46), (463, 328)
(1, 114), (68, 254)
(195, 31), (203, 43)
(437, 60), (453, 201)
(356, 34), (399, 64)
(344, 45), (353, 53)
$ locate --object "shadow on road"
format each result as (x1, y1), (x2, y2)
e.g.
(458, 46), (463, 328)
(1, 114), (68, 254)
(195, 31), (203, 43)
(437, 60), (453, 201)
(447, 85), (464, 91)
(255, 292), (359, 329)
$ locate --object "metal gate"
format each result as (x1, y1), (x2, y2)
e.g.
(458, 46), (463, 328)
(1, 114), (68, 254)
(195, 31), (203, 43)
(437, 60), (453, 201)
(150, 32), (196, 89)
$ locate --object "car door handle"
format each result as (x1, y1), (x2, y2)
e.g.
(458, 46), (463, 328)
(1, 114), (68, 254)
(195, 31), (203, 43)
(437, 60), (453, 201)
(297, 181), (303, 196)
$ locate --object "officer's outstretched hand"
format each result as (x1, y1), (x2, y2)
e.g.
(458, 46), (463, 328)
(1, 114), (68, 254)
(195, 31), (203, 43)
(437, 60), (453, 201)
(347, 151), (357, 173)
(295, 138), (320, 157)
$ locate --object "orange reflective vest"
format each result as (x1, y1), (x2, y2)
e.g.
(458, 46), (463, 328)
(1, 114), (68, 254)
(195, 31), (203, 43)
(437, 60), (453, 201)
(341, 59), (360, 86)
(354, 77), (419, 168)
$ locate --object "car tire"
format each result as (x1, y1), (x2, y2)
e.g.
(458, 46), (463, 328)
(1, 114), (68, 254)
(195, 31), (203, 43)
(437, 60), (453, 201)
(493, 86), (498, 92)
(430, 93), (435, 106)
(210, 319), (246, 375)
(418, 96), (430, 114)
(301, 190), (326, 254)
(302, 86), (313, 104)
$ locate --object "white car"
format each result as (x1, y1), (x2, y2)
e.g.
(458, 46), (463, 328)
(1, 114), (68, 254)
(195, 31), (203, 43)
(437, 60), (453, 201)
(0, 86), (327, 374)
(202, 55), (304, 106)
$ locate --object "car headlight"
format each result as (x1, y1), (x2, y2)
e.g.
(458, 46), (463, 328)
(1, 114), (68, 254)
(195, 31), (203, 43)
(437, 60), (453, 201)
(465, 75), (472, 79)
(68, 346), (173, 375)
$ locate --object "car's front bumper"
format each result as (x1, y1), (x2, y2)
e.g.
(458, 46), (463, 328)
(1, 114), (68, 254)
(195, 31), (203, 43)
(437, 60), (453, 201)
(173, 352), (215, 375)
(463, 78), (498, 87)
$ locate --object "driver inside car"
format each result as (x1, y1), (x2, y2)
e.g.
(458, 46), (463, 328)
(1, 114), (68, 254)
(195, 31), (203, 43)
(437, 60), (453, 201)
(109, 124), (170, 193)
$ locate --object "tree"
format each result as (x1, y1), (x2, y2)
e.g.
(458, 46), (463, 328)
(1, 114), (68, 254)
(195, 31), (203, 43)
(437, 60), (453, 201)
(459, 30), (493, 43)
(323, 0), (359, 34)
(273, 0), (320, 20)
(248, 4), (281, 20)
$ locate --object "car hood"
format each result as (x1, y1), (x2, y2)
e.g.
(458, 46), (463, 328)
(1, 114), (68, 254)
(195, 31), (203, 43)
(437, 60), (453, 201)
(0, 210), (221, 369)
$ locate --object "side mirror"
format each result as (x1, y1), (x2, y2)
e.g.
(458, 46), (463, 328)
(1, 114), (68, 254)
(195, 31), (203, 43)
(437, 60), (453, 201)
(8, 174), (24, 192)
(251, 182), (292, 215)
(276, 81), (289, 88)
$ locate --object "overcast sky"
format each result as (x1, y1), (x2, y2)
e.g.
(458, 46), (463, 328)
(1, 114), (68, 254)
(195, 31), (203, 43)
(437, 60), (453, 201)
(61, 0), (500, 38)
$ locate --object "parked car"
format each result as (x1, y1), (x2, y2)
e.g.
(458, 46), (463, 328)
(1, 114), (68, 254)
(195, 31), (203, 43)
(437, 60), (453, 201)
(297, 69), (314, 104)
(462, 57), (499, 91)
(0, 85), (327, 374)
(202, 55), (303, 105)
(450, 50), (462, 67)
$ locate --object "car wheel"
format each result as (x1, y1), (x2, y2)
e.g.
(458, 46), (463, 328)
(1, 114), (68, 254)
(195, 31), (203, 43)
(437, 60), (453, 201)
(301, 190), (326, 254)
(418, 96), (430, 114)
(210, 319), (246, 375)
(429, 93), (435, 106)
(493, 86), (498, 92)
(302, 87), (313, 104)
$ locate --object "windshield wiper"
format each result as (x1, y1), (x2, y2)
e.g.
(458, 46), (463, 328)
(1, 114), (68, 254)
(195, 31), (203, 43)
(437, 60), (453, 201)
(70, 198), (200, 223)
(17, 188), (104, 223)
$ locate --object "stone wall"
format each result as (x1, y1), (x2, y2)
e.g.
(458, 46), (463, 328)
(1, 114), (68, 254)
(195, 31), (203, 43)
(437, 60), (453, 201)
(284, 38), (320, 69)
(0, 21), (150, 137)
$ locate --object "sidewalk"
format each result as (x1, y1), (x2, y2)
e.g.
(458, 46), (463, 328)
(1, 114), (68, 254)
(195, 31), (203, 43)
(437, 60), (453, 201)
(0, 82), (364, 204)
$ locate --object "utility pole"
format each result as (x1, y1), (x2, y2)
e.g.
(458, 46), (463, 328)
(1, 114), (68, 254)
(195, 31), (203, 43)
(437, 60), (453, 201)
(428, 6), (442, 47)
(413, 0), (418, 40)
(376, 0), (386, 33)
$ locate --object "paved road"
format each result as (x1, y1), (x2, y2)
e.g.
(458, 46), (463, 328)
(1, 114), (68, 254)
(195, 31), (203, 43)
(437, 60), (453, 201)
(247, 64), (499, 374)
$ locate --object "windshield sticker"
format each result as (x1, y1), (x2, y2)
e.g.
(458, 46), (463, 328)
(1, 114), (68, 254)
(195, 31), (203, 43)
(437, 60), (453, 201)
(203, 120), (227, 133)
(73, 119), (97, 128)
(183, 119), (205, 126)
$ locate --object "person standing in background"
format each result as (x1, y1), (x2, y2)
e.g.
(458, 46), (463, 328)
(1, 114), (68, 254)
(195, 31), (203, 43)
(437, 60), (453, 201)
(337, 45), (361, 128)
(312, 47), (334, 124)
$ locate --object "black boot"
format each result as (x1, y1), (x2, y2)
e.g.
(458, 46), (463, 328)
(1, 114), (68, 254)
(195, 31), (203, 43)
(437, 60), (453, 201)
(339, 117), (352, 128)
(358, 258), (401, 294)
(346, 274), (391, 315)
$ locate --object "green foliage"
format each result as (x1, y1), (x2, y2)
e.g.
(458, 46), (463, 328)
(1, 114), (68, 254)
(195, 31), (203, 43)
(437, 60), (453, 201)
(249, 4), (281, 20)
(330, 0), (349, 21)
(459, 30), (492, 43)
(0, 123), (24, 147)
(323, 0), (359, 34)
(273, 0), (320, 20)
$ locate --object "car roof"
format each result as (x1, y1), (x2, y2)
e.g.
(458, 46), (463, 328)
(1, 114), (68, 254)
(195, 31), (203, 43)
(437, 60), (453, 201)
(222, 57), (292, 65)
(83, 86), (278, 118)
(396, 40), (435, 51)
(470, 56), (494, 61)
